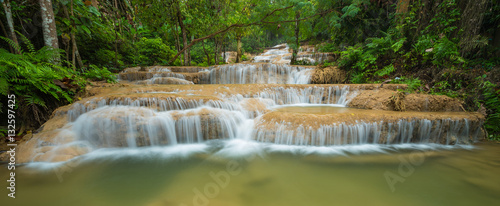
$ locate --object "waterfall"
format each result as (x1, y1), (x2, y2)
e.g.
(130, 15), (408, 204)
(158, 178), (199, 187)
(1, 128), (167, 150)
(253, 119), (481, 146)
(207, 64), (313, 84)
(72, 106), (247, 147)
(18, 43), (485, 164)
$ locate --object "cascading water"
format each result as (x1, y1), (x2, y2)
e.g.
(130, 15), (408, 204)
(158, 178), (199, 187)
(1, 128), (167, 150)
(11, 44), (485, 165)
(117, 44), (335, 85)
(207, 64), (313, 84)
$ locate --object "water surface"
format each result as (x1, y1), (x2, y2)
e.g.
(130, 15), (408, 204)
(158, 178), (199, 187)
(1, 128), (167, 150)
(1, 141), (499, 206)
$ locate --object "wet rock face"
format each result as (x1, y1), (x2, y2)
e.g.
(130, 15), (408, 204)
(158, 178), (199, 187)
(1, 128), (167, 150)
(348, 89), (464, 112)
(254, 108), (484, 145)
(69, 107), (246, 147)
(310, 66), (346, 84)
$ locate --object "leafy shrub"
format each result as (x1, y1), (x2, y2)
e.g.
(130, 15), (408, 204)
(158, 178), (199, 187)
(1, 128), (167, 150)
(83, 65), (117, 83)
(94, 49), (124, 67)
(477, 77), (500, 140)
(134, 37), (175, 65)
(339, 32), (405, 82)
(319, 43), (337, 52)
(374, 64), (395, 77)
(0, 45), (76, 104)
(413, 35), (464, 67)
(391, 77), (422, 92)
(0, 36), (83, 128)
(241, 54), (249, 61)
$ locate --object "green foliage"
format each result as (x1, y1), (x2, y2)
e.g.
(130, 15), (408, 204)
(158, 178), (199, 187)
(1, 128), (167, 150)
(0, 38), (77, 106)
(339, 31), (406, 82)
(94, 49), (124, 67)
(134, 38), (175, 65)
(391, 77), (422, 93)
(413, 35), (464, 67)
(375, 64), (395, 77)
(432, 37), (463, 66)
(477, 76), (500, 140)
(0, 37), (81, 128)
(350, 71), (368, 84)
(241, 54), (249, 61)
(0, 127), (7, 138)
(83, 65), (117, 83)
(319, 43), (337, 52)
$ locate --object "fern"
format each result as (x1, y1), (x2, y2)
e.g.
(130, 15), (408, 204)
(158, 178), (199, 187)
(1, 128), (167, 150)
(0, 47), (75, 104)
(375, 64), (395, 77)
(24, 94), (47, 108)
(0, 36), (22, 54)
(83, 64), (117, 83)
(16, 31), (35, 54)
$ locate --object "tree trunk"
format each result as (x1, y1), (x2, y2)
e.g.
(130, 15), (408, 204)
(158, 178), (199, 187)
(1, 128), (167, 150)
(2, 0), (19, 54)
(213, 38), (218, 65)
(63, 1), (83, 68)
(176, 2), (189, 66)
(39, 0), (60, 62)
(223, 39), (226, 64)
(189, 34), (194, 65)
(458, 0), (488, 56)
(173, 23), (180, 52)
(202, 39), (211, 65)
(236, 35), (242, 63)
(0, 15), (14, 53)
(173, 19), (182, 65)
(291, 11), (300, 65)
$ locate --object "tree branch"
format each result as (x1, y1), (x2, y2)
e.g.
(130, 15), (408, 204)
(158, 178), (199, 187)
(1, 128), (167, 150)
(168, 6), (336, 65)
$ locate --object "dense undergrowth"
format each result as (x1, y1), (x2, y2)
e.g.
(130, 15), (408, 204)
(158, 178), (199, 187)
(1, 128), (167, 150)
(316, 0), (499, 140)
(0, 36), (116, 134)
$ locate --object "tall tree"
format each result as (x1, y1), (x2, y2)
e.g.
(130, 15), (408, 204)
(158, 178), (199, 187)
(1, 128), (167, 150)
(39, 0), (60, 61)
(1, 0), (19, 53)
(235, 32), (243, 63)
(176, 0), (189, 66)
(291, 10), (300, 64)
(62, 0), (84, 68)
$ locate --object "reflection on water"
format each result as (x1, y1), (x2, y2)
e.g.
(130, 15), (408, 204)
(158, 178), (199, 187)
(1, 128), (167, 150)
(1, 141), (500, 206)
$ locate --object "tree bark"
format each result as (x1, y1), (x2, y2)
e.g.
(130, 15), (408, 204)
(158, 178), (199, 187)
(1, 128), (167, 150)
(63, 1), (83, 68)
(71, 19), (83, 67)
(458, 0), (488, 56)
(213, 38), (219, 65)
(223, 39), (226, 64)
(291, 11), (300, 65)
(202, 39), (211, 65)
(0, 15), (14, 53)
(2, 0), (19, 54)
(39, 0), (60, 61)
(236, 34), (242, 63)
(176, 1), (189, 66)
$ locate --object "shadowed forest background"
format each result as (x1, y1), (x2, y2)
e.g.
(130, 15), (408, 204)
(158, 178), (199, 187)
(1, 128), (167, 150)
(0, 0), (499, 140)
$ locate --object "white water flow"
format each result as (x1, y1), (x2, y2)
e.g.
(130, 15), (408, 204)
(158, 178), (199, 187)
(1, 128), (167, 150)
(117, 44), (336, 84)
(33, 84), (482, 164)
(21, 44), (484, 164)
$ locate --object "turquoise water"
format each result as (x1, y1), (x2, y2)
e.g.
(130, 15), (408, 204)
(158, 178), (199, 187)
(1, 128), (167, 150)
(1, 141), (499, 206)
